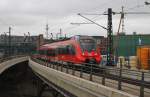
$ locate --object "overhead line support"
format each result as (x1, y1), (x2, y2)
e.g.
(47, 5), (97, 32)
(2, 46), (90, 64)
(107, 8), (113, 66)
(77, 13), (108, 30)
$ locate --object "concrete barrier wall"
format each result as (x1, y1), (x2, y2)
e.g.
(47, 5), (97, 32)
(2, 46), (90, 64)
(0, 56), (28, 74)
(29, 59), (138, 97)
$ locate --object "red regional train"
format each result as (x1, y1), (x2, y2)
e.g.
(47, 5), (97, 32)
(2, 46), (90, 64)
(36, 35), (102, 64)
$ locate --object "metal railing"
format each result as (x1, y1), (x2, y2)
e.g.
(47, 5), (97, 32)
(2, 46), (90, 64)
(31, 57), (150, 97)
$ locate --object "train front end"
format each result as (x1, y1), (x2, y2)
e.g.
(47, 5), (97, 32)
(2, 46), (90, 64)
(73, 35), (102, 64)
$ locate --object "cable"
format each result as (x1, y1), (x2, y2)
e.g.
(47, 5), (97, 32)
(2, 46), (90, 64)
(48, 0), (122, 34)
(127, 5), (145, 11)
(80, 0), (114, 14)
(125, 3), (145, 11)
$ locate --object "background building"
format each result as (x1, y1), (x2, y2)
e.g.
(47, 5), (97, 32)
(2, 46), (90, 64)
(93, 36), (107, 55)
(0, 34), (44, 57)
(93, 33), (150, 57)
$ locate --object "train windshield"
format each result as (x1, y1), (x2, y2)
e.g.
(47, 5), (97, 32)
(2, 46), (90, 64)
(79, 39), (96, 52)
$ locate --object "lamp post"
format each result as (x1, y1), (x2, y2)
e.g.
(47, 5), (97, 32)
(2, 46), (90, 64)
(139, 34), (142, 69)
(4, 32), (8, 56)
(8, 27), (11, 56)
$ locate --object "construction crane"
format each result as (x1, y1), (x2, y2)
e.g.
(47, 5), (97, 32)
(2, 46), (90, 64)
(114, 6), (125, 64)
(114, 4), (150, 65)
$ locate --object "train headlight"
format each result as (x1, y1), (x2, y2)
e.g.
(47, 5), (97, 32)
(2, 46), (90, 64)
(94, 53), (98, 56)
(82, 53), (85, 56)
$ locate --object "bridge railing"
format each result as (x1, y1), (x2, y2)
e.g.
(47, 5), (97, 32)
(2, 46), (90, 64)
(31, 57), (150, 97)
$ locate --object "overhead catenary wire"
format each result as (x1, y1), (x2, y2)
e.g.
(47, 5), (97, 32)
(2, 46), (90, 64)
(80, 0), (115, 14)
(49, 0), (121, 34)
(113, 12), (150, 15)
(49, 0), (150, 37)
(125, 3), (145, 11)
(49, 0), (128, 36)
(65, 11), (108, 36)
(78, 13), (108, 30)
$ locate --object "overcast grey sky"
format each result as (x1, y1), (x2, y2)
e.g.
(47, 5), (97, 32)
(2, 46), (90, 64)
(0, 0), (149, 37)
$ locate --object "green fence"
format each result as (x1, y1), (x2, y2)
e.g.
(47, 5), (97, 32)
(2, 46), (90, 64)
(113, 34), (150, 57)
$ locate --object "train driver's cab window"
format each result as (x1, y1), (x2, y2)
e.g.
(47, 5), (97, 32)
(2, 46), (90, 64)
(79, 39), (96, 52)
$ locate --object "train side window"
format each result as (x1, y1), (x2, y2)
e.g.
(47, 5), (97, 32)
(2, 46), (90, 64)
(52, 49), (56, 56)
(55, 48), (58, 55)
(63, 46), (68, 54)
(58, 47), (63, 54)
(47, 50), (51, 56)
(39, 50), (44, 55)
(58, 46), (68, 55)
(67, 45), (75, 55)
(44, 50), (47, 55)
(53, 49), (56, 56)
(51, 50), (53, 56)
(58, 48), (60, 54)
(47, 49), (55, 56)
(38, 50), (41, 54)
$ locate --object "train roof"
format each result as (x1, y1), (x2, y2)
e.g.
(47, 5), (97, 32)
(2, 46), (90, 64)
(39, 35), (94, 50)
(39, 39), (76, 50)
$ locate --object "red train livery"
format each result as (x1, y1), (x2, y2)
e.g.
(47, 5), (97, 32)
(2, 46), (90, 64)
(37, 35), (102, 64)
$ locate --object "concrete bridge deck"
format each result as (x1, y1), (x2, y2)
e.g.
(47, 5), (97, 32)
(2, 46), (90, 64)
(29, 58), (137, 97)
